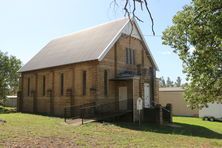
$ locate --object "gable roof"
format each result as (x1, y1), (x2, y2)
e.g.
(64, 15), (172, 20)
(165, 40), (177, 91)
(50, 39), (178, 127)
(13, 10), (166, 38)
(19, 18), (158, 72)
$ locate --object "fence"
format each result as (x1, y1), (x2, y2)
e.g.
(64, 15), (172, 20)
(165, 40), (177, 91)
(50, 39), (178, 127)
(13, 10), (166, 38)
(4, 96), (17, 107)
(64, 99), (133, 123)
(143, 103), (172, 124)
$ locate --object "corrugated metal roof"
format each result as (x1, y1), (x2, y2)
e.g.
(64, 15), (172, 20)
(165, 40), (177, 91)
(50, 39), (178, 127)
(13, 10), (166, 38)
(19, 18), (129, 72)
(19, 17), (158, 72)
(159, 87), (184, 92)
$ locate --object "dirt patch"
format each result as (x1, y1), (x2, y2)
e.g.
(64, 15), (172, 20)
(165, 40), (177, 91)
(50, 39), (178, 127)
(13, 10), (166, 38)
(3, 137), (80, 148)
(65, 118), (95, 126)
(0, 119), (6, 125)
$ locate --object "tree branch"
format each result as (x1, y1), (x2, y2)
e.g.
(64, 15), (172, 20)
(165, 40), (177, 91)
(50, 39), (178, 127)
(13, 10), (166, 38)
(143, 0), (155, 35)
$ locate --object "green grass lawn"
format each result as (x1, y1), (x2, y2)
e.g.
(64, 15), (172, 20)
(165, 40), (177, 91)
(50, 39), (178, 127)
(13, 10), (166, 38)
(0, 113), (222, 147)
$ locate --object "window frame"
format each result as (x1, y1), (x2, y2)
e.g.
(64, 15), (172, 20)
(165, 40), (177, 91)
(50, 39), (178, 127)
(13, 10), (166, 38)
(129, 48), (132, 64)
(126, 48), (129, 64)
(27, 78), (30, 96)
(82, 71), (87, 96)
(132, 49), (136, 65)
(60, 73), (64, 96)
(42, 75), (46, 96)
(104, 70), (108, 96)
(126, 48), (136, 65)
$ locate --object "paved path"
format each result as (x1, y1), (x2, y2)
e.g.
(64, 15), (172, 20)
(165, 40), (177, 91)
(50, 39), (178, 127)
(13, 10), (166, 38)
(65, 118), (96, 126)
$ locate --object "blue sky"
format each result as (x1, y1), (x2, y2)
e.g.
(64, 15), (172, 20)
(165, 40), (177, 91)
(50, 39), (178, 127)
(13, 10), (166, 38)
(0, 0), (191, 82)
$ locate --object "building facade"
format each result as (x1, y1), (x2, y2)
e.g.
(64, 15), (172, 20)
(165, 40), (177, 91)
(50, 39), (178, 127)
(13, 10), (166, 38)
(18, 18), (159, 120)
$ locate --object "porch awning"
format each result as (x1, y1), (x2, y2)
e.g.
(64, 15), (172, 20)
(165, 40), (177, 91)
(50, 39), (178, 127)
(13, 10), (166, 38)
(110, 76), (140, 81)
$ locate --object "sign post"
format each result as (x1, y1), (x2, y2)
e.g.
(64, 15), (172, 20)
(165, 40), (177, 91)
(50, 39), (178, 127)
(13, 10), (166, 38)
(137, 97), (143, 126)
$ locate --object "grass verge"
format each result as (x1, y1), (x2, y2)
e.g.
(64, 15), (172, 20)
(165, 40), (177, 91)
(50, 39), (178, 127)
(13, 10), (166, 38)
(0, 113), (221, 147)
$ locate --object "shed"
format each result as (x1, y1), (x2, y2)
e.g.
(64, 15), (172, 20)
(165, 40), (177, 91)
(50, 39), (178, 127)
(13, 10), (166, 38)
(158, 87), (198, 117)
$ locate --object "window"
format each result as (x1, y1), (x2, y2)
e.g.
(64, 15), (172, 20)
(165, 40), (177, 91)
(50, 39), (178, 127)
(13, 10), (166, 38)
(126, 48), (131, 64)
(126, 48), (135, 65)
(60, 73), (64, 96)
(104, 70), (108, 96)
(27, 78), (30, 96)
(132, 50), (135, 65)
(42, 76), (46, 96)
(126, 48), (128, 64)
(82, 71), (86, 96)
(129, 48), (132, 64)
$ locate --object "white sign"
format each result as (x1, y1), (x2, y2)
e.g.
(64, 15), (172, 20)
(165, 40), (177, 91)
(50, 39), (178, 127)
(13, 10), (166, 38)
(137, 97), (143, 110)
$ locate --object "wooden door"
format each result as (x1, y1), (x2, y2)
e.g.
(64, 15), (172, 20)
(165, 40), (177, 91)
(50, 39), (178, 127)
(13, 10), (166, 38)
(144, 83), (150, 108)
(118, 87), (127, 111)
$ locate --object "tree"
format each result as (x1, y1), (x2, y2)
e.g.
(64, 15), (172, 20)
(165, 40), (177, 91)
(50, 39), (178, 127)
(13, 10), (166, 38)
(166, 77), (174, 87)
(175, 76), (182, 87)
(111, 0), (155, 35)
(159, 76), (166, 87)
(162, 0), (222, 108)
(0, 51), (21, 104)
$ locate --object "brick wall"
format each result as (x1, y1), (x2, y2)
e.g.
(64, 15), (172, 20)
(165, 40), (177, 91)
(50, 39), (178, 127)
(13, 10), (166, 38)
(20, 61), (98, 116)
(19, 35), (157, 117)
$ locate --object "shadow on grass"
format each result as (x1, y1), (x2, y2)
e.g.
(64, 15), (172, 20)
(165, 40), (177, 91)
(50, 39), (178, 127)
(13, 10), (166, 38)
(111, 122), (222, 140)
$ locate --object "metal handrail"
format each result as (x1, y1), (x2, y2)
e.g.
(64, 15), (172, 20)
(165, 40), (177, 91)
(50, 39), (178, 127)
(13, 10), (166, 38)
(64, 102), (96, 109)
(150, 100), (171, 113)
(64, 99), (133, 123)
(162, 107), (170, 113)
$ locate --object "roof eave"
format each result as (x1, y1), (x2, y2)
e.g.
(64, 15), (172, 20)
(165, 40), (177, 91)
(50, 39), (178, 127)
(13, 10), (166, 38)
(18, 59), (99, 73)
(133, 20), (159, 71)
(97, 18), (130, 61)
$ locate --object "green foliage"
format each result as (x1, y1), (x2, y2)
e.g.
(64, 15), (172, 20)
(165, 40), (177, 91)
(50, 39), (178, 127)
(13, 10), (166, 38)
(162, 0), (222, 108)
(166, 77), (174, 87)
(0, 105), (16, 114)
(160, 76), (183, 87)
(0, 51), (21, 104)
(175, 76), (182, 87)
(159, 76), (165, 87)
